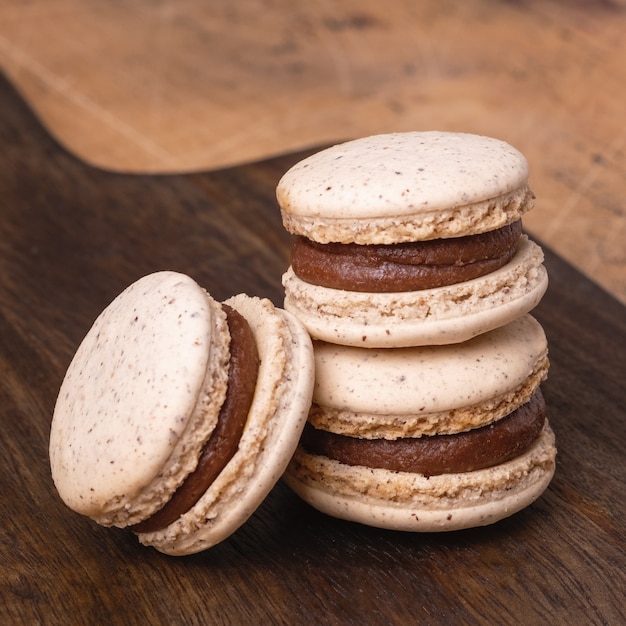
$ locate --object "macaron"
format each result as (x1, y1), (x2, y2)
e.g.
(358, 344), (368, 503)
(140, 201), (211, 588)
(277, 131), (548, 347)
(283, 315), (557, 531)
(49, 271), (314, 555)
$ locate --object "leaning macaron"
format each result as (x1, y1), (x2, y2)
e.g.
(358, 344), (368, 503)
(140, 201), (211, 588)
(49, 271), (314, 555)
(283, 315), (556, 531)
(278, 131), (548, 347)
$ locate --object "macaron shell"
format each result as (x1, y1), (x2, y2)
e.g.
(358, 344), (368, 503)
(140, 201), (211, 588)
(310, 358), (547, 439)
(277, 132), (534, 244)
(284, 422), (556, 532)
(314, 315), (546, 415)
(310, 315), (549, 439)
(49, 271), (230, 527)
(283, 235), (548, 347)
(136, 296), (314, 555)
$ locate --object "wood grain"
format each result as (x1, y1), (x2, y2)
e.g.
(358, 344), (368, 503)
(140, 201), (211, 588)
(0, 0), (625, 306)
(1, 70), (625, 625)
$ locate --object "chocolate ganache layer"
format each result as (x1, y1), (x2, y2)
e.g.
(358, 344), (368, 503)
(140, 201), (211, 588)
(132, 304), (259, 533)
(291, 220), (522, 292)
(301, 388), (545, 476)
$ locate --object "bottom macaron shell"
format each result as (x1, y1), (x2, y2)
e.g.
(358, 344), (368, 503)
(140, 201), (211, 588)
(284, 422), (556, 532)
(283, 236), (547, 347)
(136, 296), (314, 555)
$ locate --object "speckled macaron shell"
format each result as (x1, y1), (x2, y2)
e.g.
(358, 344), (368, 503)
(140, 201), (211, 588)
(277, 132), (534, 244)
(136, 295), (315, 556)
(284, 422), (556, 532)
(283, 235), (548, 347)
(309, 314), (548, 440)
(50, 271), (230, 527)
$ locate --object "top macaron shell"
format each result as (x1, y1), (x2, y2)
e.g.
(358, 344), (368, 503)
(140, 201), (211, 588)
(312, 314), (547, 417)
(307, 314), (549, 440)
(50, 272), (230, 527)
(277, 132), (534, 244)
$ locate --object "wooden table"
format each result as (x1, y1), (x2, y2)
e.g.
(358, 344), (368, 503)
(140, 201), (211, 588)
(1, 72), (625, 625)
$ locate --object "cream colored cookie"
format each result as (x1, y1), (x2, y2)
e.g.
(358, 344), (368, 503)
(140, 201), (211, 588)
(277, 131), (534, 244)
(309, 315), (549, 439)
(283, 235), (547, 347)
(50, 273), (315, 555)
(284, 422), (556, 532)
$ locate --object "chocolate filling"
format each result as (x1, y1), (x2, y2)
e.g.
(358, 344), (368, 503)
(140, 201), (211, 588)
(301, 388), (545, 476)
(132, 304), (259, 533)
(291, 220), (522, 292)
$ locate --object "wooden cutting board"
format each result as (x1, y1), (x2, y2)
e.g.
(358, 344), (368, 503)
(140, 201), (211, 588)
(0, 72), (624, 625)
(1, 0), (625, 305)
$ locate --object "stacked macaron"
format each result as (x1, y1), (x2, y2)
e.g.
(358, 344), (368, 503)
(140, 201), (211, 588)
(277, 132), (556, 530)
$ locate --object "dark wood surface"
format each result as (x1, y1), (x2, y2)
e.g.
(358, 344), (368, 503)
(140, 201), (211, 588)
(1, 72), (624, 625)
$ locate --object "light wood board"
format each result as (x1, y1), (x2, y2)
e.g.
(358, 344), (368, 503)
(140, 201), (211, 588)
(1, 0), (624, 302)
